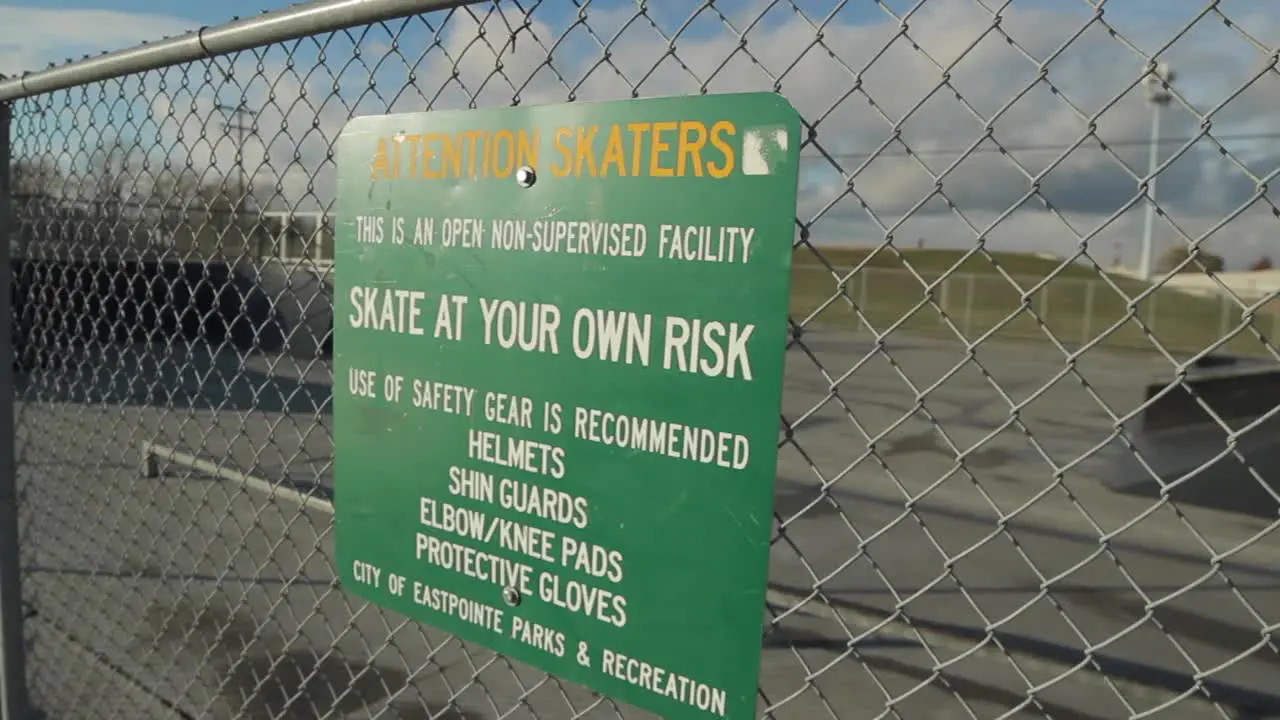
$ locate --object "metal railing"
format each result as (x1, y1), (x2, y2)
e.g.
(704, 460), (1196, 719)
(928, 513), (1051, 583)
(3, 1), (1280, 719)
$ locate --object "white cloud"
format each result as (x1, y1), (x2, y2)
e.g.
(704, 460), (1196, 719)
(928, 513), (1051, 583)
(12, 0), (1280, 270)
(0, 5), (196, 77)
(381, 0), (1280, 267)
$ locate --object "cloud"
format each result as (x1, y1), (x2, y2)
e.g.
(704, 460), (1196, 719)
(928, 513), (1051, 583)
(0, 5), (197, 77)
(394, 0), (1280, 266)
(11, 0), (1280, 269)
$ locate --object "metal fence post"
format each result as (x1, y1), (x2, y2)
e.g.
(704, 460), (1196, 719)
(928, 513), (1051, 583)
(1272, 303), (1280, 347)
(1218, 292), (1232, 343)
(1146, 288), (1159, 337)
(857, 268), (870, 337)
(962, 273), (976, 337)
(938, 274), (951, 327)
(0, 94), (36, 720)
(1081, 279), (1095, 345)
(1037, 276), (1050, 334)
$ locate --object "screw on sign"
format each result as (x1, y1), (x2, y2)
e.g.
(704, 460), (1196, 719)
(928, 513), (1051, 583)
(333, 94), (801, 720)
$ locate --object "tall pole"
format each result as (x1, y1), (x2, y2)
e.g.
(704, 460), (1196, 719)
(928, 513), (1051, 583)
(0, 90), (38, 720)
(214, 103), (258, 259)
(1138, 103), (1163, 281)
(1138, 62), (1175, 282)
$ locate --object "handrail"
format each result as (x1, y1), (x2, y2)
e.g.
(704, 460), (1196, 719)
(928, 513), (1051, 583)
(0, 0), (485, 102)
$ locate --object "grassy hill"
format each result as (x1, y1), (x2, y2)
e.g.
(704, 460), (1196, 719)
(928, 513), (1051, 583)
(790, 246), (1278, 357)
(795, 246), (1103, 279)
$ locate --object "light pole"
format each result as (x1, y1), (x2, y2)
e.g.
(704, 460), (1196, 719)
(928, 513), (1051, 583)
(1138, 61), (1175, 281)
(214, 102), (257, 211)
(214, 102), (259, 258)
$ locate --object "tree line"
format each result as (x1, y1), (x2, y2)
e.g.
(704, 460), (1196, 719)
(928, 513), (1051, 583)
(1156, 246), (1274, 275)
(9, 139), (324, 264)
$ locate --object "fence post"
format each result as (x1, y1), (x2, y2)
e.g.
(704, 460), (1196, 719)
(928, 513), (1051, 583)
(856, 268), (869, 337)
(1038, 277), (1050, 334)
(1272, 303), (1280, 348)
(1081, 279), (1095, 346)
(1218, 293), (1232, 344)
(937, 274), (951, 327)
(962, 273), (975, 338)
(1146, 289), (1159, 338)
(0, 93), (36, 720)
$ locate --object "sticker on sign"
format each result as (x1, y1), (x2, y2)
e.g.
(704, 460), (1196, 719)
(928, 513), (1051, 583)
(333, 92), (802, 720)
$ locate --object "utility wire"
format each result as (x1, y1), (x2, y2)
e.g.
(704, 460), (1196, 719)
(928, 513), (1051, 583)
(799, 130), (1280, 161)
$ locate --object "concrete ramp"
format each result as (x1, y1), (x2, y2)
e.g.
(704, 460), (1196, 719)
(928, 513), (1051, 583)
(1104, 357), (1280, 518)
(12, 256), (334, 369)
(241, 257), (333, 359)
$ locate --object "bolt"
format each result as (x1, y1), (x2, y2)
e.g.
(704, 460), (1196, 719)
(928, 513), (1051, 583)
(503, 587), (521, 607)
(516, 166), (537, 188)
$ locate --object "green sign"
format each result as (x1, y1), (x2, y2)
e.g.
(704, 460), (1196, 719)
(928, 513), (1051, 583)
(333, 93), (801, 720)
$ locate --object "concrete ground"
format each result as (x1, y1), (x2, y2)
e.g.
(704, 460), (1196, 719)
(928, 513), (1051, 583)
(13, 328), (1280, 719)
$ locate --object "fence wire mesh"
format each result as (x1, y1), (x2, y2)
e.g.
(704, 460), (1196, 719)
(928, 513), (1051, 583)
(4, 0), (1280, 718)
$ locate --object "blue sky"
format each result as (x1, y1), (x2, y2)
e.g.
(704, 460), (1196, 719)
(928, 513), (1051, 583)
(5, 0), (1280, 269)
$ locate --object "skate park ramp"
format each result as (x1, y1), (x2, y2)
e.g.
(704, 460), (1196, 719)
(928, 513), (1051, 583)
(11, 255), (334, 364)
(249, 256), (334, 358)
(1102, 355), (1280, 519)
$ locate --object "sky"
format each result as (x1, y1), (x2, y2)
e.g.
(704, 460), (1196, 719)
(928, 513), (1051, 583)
(4, 0), (1280, 271)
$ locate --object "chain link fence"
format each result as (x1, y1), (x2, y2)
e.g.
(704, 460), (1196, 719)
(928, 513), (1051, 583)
(3, 0), (1280, 718)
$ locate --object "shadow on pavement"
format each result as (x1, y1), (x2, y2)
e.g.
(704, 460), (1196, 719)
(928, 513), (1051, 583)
(32, 590), (479, 720)
(767, 580), (1280, 718)
(143, 596), (480, 720)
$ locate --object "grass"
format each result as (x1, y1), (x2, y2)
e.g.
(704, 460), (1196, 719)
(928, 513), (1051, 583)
(789, 246), (1280, 358)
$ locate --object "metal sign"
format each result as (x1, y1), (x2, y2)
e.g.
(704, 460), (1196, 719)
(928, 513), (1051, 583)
(333, 92), (801, 719)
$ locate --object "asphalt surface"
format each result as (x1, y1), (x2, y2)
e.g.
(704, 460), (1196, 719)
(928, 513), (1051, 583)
(14, 328), (1280, 720)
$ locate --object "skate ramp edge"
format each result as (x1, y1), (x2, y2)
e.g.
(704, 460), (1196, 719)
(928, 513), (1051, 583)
(1105, 355), (1280, 519)
(11, 256), (333, 362)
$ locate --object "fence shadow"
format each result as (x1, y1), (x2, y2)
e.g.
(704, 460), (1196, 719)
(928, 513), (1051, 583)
(767, 580), (1280, 718)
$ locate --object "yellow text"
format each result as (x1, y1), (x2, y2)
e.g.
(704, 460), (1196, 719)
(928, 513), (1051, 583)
(368, 120), (737, 181)
(549, 120), (735, 179)
(371, 129), (540, 181)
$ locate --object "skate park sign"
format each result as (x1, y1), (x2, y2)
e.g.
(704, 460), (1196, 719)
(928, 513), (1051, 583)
(332, 93), (802, 719)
